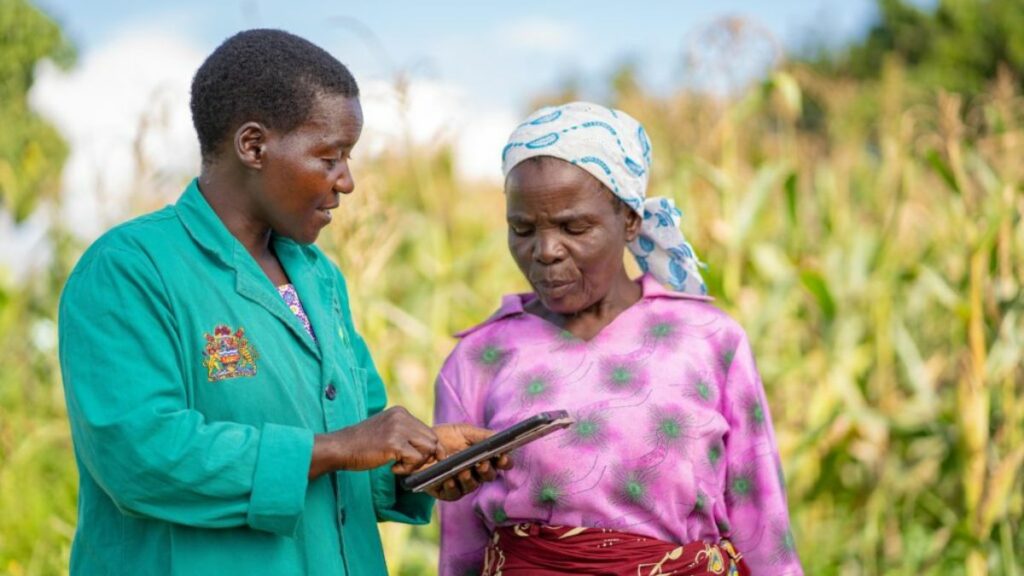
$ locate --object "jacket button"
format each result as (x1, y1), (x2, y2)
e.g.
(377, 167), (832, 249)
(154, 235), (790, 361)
(325, 384), (337, 401)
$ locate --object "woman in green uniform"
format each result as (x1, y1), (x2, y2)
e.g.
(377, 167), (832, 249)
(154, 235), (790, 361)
(58, 29), (500, 575)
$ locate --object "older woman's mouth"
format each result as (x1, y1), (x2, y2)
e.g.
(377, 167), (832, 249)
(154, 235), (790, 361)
(535, 279), (577, 298)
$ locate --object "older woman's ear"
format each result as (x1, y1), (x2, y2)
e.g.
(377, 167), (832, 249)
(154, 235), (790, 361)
(624, 209), (642, 242)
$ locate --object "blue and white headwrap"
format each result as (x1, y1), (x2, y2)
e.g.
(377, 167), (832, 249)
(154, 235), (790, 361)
(501, 101), (707, 296)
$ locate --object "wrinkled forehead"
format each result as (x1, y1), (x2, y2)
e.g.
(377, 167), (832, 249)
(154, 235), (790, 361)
(506, 156), (603, 191)
(505, 156), (624, 215)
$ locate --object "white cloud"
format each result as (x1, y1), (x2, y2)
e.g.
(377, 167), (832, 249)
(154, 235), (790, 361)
(16, 28), (512, 265)
(360, 79), (467, 152)
(359, 78), (516, 181)
(0, 207), (52, 285)
(496, 17), (581, 55)
(30, 28), (205, 239)
(453, 108), (518, 182)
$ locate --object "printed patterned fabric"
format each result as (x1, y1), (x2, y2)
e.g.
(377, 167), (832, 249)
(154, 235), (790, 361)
(481, 524), (750, 576)
(501, 101), (707, 296)
(435, 274), (803, 576)
(277, 284), (317, 342)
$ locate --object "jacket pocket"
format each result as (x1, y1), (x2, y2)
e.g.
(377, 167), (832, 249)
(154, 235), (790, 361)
(350, 366), (368, 418)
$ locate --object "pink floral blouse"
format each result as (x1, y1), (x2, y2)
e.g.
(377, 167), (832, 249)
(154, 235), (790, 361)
(434, 274), (803, 576)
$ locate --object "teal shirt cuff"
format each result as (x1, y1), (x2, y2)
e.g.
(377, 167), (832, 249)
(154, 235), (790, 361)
(370, 467), (434, 524)
(246, 423), (314, 536)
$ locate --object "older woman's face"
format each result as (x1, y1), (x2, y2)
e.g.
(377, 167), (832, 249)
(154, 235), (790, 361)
(506, 157), (639, 315)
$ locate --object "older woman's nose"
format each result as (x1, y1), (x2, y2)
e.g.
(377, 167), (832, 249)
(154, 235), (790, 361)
(534, 231), (566, 263)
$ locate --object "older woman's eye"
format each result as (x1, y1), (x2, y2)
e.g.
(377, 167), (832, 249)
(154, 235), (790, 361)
(564, 224), (589, 235)
(322, 158), (339, 169)
(510, 225), (533, 237)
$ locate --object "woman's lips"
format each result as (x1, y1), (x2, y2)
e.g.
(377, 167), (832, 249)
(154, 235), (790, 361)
(535, 279), (576, 299)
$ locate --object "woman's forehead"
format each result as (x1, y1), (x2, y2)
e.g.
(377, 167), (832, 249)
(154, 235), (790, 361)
(506, 161), (619, 216)
(286, 95), (366, 146)
(506, 157), (603, 194)
(297, 94), (362, 137)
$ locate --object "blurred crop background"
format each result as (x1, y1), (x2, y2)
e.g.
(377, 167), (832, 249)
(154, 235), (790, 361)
(1, 0), (1022, 574)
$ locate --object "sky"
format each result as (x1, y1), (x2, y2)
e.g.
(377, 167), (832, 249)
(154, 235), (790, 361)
(2, 0), (883, 280)
(39, 0), (878, 110)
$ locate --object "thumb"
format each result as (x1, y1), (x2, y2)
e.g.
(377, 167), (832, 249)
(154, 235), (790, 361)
(434, 440), (448, 461)
(391, 460), (417, 475)
(458, 425), (494, 445)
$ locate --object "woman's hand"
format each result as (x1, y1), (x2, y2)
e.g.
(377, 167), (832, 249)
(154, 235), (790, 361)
(425, 423), (513, 502)
(309, 407), (444, 479)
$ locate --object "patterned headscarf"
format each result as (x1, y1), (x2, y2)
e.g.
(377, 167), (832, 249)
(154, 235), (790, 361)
(501, 101), (707, 295)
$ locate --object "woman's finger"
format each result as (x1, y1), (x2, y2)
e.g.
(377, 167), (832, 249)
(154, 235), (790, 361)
(458, 425), (494, 445)
(474, 459), (496, 482)
(407, 434), (440, 460)
(394, 442), (432, 474)
(433, 439), (448, 461)
(441, 478), (460, 501)
(391, 460), (415, 475)
(456, 469), (478, 495)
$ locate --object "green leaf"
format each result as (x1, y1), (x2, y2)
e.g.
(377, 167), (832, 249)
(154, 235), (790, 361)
(784, 170), (798, 226)
(770, 71), (802, 119)
(799, 270), (836, 322)
(733, 163), (786, 246)
(925, 149), (960, 194)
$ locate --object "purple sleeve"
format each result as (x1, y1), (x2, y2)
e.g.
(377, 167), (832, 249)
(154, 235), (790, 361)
(721, 332), (803, 575)
(434, 357), (491, 576)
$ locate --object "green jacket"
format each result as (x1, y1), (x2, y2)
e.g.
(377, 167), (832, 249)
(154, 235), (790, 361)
(58, 179), (432, 575)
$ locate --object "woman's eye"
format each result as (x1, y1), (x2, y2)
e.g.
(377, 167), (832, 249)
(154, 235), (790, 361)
(510, 226), (533, 237)
(564, 225), (588, 235)
(324, 151), (352, 169)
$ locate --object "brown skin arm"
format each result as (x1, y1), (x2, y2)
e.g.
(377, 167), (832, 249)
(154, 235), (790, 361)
(308, 406), (445, 479)
(422, 424), (514, 502)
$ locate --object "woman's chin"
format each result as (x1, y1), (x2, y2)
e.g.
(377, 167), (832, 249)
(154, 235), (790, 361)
(289, 225), (323, 245)
(536, 293), (586, 316)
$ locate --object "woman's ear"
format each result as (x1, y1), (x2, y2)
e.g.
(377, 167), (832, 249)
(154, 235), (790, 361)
(235, 122), (267, 169)
(624, 209), (642, 242)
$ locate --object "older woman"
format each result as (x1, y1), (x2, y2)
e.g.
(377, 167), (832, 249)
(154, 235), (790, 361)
(435, 102), (803, 575)
(58, 29), (501, 576)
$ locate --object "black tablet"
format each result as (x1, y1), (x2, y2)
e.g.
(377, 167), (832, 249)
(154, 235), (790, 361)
(400, 410), (574, 493)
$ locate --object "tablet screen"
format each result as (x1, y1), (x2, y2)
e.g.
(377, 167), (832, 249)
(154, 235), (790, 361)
(400, 410), (574, 493)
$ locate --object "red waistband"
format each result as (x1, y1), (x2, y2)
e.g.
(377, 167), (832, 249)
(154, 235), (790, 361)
(481, 523), (750, 576)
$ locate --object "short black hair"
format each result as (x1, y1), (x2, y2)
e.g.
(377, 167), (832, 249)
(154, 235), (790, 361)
(190, 28), (359, 160)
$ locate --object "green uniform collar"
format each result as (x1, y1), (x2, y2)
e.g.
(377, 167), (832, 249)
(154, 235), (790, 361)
(174, 178), (333, 359)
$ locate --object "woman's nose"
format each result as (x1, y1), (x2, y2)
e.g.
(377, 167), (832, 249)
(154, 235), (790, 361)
(334, 162), (355, 195)
(533, 231), (565, 264)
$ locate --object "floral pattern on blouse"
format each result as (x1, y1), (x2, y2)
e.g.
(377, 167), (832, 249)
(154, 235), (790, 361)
(277, 283), (316, 342)
(434, 274), (803, 576)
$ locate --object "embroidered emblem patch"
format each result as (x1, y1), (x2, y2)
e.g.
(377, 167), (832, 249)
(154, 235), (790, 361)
(202, 325), (258, 381)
